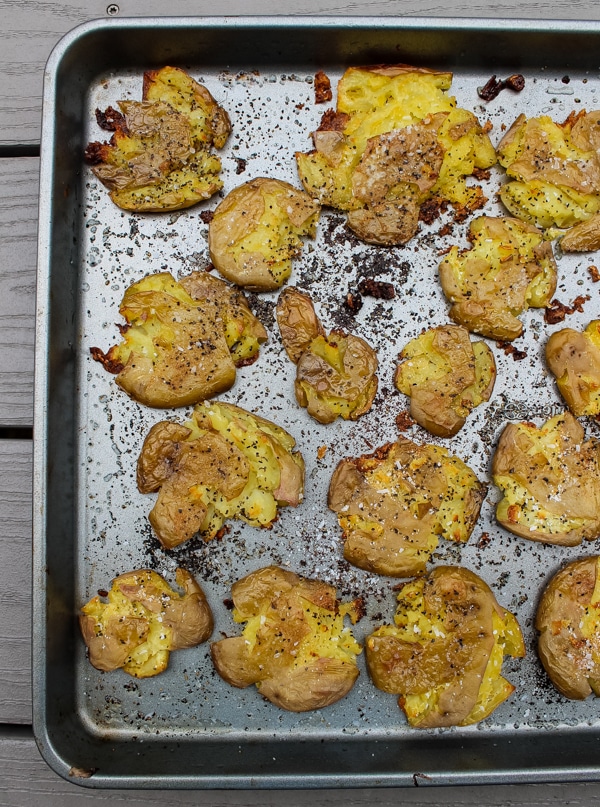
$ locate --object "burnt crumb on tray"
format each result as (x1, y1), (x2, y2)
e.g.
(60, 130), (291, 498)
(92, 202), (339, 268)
(478, 73), (525, 101)
(544, 295), (591, 324)
(497, 341), (528, 361)
(314, 70), (333, 104)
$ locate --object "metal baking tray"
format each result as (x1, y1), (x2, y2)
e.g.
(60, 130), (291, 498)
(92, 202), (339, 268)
(33, 15), (600, 788)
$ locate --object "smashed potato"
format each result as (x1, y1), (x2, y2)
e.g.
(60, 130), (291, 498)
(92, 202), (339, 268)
(276, 286), (378, 424)
(208, 177), (320, 290)
(492, 412), (600, 546)
(546, 320), (600, 416)
(211, 565), (362, 711)
(296, 65), (496, 245)
(328, 439), (486, 577)
(84, 66), (231, 211)
(79, 568), (213, 678)
(536, 556), (600, 699)
(394, 324), (496, 437)
(497, 111), (600, 244)
(90, 271), (267, 408)
(137, 401), (305, 549)
(439, 216), (558, 341)
(366, 566), (525, 727)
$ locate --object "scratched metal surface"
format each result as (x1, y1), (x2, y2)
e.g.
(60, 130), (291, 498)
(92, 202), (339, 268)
(34, 16), (600, 787)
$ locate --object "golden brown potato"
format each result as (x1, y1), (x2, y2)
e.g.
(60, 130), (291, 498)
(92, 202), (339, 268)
(296, 65), (496, 245)
(394, 324), (496, 437)
(137, 401), (305, 549)
(208, 178), (320, 291)
(497, 111), (600, 239)
(439, 216), (558, 341)
(90, 271), (267, 408)
(328, 438), (486, 577)
(79, 568), (213, 678)
(276, 287), (378, 424)
(546, 320), (600, 416)
(211, 565), (362, 711)
(366, 566), (525, 727)
(84, 66), (231, 211)
(536, 556), (600, 699)
(492, 412), (600, 545)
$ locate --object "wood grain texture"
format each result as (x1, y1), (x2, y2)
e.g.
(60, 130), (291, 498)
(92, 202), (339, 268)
(1, 0), (600, 145)
(0, 728), (599, 807)
(0, 157), (38, 428)
(0, 441), (32, 725)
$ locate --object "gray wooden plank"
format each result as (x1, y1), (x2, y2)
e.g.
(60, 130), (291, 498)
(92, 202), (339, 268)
(2, 0), (600, 146)
(1, 728), (600, 807)
(0, 157), (38, 428)
(0, 441), (32, 725)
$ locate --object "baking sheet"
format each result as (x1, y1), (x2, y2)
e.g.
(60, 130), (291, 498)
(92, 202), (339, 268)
(34, 16), (600, 788)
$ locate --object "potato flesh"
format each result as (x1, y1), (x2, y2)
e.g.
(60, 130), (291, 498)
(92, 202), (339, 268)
(79, 568), (213, 678)
(394, 324), (496, 436)
(439, 216), (558, 341)
(208, 178), (320, 290)
(366, 566), (524, 727)
(137, 401), (305, 547)
(536, 556), (600, 699)
(492, 412), (600, 545)
(546, 320), (600, 416)
(91, 271), (266, 408)
(296, 66), (495, 245)
(211, 566), (361, 711)
(328, 439), (486, 577)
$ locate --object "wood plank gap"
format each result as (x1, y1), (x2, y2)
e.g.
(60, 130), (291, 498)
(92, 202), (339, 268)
(0, 427), (33, 439)
(0, 145), (40, 158)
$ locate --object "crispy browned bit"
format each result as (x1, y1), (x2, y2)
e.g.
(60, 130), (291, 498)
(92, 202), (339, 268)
(314, 70), (333, 104)
(223, 598), (234, 610)
(438, 222), (454, 237)
(418, 196), (449, 225)
(345, 291), (363, 313)
(89, 345), (124, 374)
(453, 204), (472, 223)
(95, 105), (127, 132)
(496, 341), (528, 361)
(588, 265), (600, 282)
(357, 277), (396, 299)
(83, 141), (108, 165)
(478, 73), (525, 102)
(472, 167), (491, 181)
(395, 410), (415, 431)
(199, 210), (214, 224)
(317, 445), (328, 460)
(317, 108), (350, 132)
(482, 120), (493, 133)
(545, 295), (591, 324)
(234, 157), (247, 175)
(476, 532), (491, 549)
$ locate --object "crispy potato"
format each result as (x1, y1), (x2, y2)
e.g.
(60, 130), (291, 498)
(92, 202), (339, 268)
(328, 439), (486, 577)
(497, 111), (600, 236)
(536, 556), (600, 699)
(90, 271), (267, 408)
(366, 566), (525, 727)
(137, 401), (305, 549)
(546, 320), (600, 416)
(296, 65), (496, 245)
(394, 324), (496, 437)
(84, 66), (231, 211)
(79, 568), (213, 678)
(211, 565), (362, 711)
(276, 286), (378, 424)
(439, 216), (558, 341)
(492, 412), (600, 545)
(208, 178), (320, 291)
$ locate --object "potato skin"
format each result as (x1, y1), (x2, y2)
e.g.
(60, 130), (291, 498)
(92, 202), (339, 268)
(536, 556), (600, 699)
(492, 412), (600, 545)
(208, 177), (319, 291)
(79, 568), (213, 678)
(211, 566), (362, 712)
(366, 566), (524, 728)
(328, 439), (486, 577)
(546, 320), (600, 416)
(394, 324), (496, 437)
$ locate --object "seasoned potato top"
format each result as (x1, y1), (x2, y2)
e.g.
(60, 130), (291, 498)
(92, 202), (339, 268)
(79, 568), (213, 679)
(328, 439), (487, 577)
(366, 566), (525, 727)
(211, 566), (362, 712)
(492, 412), (600, 545)
(546, 320), (600, 416)
(85, 66), (231, 211)
(296, 65), (495, 245)
(439, 215), (558, 341)
(536, 556), (600, 700)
